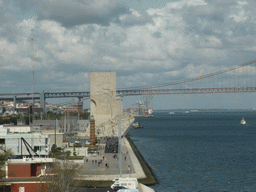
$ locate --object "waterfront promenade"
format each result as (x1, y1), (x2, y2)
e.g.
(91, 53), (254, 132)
(75, 135), (156, 192)
(77, 137), (146, 180)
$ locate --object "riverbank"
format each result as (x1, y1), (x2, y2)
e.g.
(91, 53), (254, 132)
(126, 135), (158, 186)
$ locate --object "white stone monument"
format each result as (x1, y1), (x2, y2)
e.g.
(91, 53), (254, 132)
(90, 72), (122, 127)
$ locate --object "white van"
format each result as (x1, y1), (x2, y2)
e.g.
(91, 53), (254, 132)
(111, 177), (139, 190)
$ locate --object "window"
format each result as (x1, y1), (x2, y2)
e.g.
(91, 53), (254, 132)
(40, 146), (45, 151)
(34, 146), (39, 152)
(47, 163), (54, 169)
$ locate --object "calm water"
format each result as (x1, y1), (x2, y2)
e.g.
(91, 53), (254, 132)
(128, 111), (256, 192)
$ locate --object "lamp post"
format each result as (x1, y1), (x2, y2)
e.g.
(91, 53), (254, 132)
(118, 98), (122, 177)
(90, 115), (96, 149)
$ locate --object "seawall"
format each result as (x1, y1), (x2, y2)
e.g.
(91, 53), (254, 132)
(126, 135), (158, 186)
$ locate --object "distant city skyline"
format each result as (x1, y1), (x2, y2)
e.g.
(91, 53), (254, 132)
(1, 0), (256, 110)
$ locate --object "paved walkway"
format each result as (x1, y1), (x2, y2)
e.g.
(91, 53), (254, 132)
(77, 137), (146, 180)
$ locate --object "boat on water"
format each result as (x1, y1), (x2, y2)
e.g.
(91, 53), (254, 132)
(240, 117), (246, 125)
(169, 112), (175, 114)
(148, 108), (154, 115)
(134, 108), (154, 117)
(133, 122), (143, 128)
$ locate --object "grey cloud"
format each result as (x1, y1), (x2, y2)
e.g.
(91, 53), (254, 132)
(183, 1), (256, 35)
(152, 32), (162, 39)
(0, 1), (21, 42)
(174, 0), (256, 51)
(182, 4), (229, 35)
(118, 11), (153, 27)
(18, 0), (130, 27)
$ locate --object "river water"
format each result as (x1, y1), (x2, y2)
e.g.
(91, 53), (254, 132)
(128, 110), (256, 192)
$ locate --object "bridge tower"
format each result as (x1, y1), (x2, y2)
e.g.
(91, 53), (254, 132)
(13, 96), (16, 111)
(40, 92), (46, 113)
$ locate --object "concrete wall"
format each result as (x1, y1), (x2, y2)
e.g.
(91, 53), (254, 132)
(78, 120), (89, 131)
(33, 120), (56, 130)
(34, 118), (89, 133)
(3, 125), (31, 133)
(47, 133), (64, 148)
(139, 183), (156, 192)
(90, 72), (123, 127)
(11, 183), (50, 192)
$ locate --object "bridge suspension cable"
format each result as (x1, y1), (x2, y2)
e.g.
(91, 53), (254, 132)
(119, 59), (256, 90)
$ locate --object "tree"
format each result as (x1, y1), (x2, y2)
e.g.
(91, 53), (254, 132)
(0, 149), (13, 179)
(29, 105), (33, 114)
(2, 107), (6, 114)
(37, 156), (82, 192)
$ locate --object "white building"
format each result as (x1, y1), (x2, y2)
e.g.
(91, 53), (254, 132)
(0, 125), (50, 157)
(5, 133), (50, 156)
(4, 125), (31, 133)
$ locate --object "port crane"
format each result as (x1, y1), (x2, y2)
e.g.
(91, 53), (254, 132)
(131, 95), (154, 115)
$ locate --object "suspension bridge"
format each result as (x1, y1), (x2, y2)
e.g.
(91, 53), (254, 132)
(1, 59), (256, 109)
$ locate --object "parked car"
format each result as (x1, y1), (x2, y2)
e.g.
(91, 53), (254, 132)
(112, 186), (127, 192)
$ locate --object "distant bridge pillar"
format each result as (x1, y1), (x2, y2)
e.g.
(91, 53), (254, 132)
(40, 91), (46, 113)
(13, 96), (16, 110)
(77, 97), (83, 113)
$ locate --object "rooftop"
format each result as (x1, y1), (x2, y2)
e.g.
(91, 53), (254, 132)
(7, 157), (55, 164)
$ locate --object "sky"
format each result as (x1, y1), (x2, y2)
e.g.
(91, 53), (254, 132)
(1, 0), (256, 110)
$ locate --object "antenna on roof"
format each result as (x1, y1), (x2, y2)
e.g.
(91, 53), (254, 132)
(31, 28), (36, 129)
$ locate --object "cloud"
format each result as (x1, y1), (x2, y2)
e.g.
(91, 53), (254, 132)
(17, 0), (130, 27)
(0, 1), (22, 42)
(1, 0), (256, 98)
(118, 10), (153, 26)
